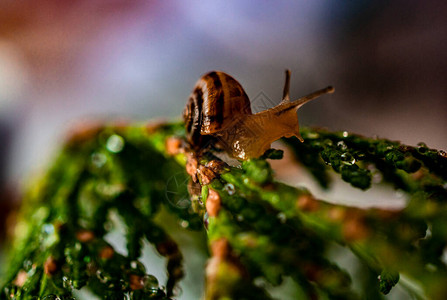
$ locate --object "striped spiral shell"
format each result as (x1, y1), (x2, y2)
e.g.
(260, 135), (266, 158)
(183, 71), (252, 148)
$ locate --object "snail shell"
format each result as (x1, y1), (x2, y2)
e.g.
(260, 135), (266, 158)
(183, 71), (252, 148)
(183, 70), (334, 160)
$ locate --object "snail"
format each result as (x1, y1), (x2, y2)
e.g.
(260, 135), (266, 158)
(183, 70), (334, 160)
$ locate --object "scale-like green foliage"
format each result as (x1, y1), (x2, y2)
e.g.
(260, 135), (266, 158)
(1, 123), (446, 299)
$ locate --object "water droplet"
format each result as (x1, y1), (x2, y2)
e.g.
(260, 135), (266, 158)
(62, 276), (73, 289)
(143, 275), (159, 293)
(130, 261), (146, 273)
(395, 190), (405, 199)
(27, 265), (37, 277)
(65, 254), (73, 265)
(96, 270), (111, 283)
(75, 242), (82, 251)
(179, 220), (189, 228)
(342, 131), (349, 138)
(203, 212), (209, 230)
(425, 263), (437, 272)
(340, 153), (355, 165)
(224, 183), (235, 195)
(270, 194), (280, 204)
(313, 141), (322, 148)
(417, 142), (428, 153)
(40, 224), (57, 249)
(253, 277), (266, 288)
(72, 280), (82, 289)
(306, 132), (320, 139)
(91, 152), (107, 168)
(42, 224), (55, 235)
(42, 295), (61, 300)
(96, 182), (125, 197)
(424, 225), (432, 239)
(106, 219), (116, 229)
(441, 247), (447, 266)
(23, 260), (33, 272)
(173, 285), (183, 297)
(277, 212), (287, 223)
(337, 141), (347, 150)
(106, 134), (125, 153)
(3, 286), (11, 298)
(120, 278), (128, 290)
(176, 198), (191, 209)
(323, 139), (333, 146)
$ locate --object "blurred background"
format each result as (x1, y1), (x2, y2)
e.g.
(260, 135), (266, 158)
(0, 0), (446, 297)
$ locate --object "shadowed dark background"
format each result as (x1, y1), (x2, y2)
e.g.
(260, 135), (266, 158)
(0, 0), (446, 242)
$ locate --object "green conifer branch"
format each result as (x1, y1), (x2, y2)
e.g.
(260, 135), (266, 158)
(1, 122), (446, 299)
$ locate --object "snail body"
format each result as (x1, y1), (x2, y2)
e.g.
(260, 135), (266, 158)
(183, 71), (334, 160)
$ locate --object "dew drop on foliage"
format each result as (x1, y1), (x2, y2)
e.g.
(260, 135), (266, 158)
(341, 153), (355, 165)
(130, 260), (146, 273)
(62, 276), (73, 289)
(324, 139), (333, 146)
(253, 277), (266, 288)
(337, 141), (347, 150)
(74, 242), (82, 251)
(23, 260), (33, 272)
(96, 270), (111, 283)
(106, 134), (125, 153)
(224, 183), (235, 195)
(42, 295), (61, 300)
(40, 224), (57, 248)
(179, 220), (189, 228)
(173, 285), (183, 296)
(143, 274), (159, 292)
(417, 142), (428, 153)
(277, 212), (287, 224)
(42, 224), (54, 235)
(203, 212), (209, 230)
(306, 132), (320, 139)
(441, 247), (447, 265)
(394, 190), (405, 199)
(425, 263), (437, 272)
(91, 152), (107, 168)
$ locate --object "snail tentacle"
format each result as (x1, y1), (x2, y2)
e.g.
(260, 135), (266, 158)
(281, 69), (292, 103)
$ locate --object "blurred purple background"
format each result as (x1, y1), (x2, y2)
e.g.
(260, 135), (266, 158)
(0, 1), (446, 233)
